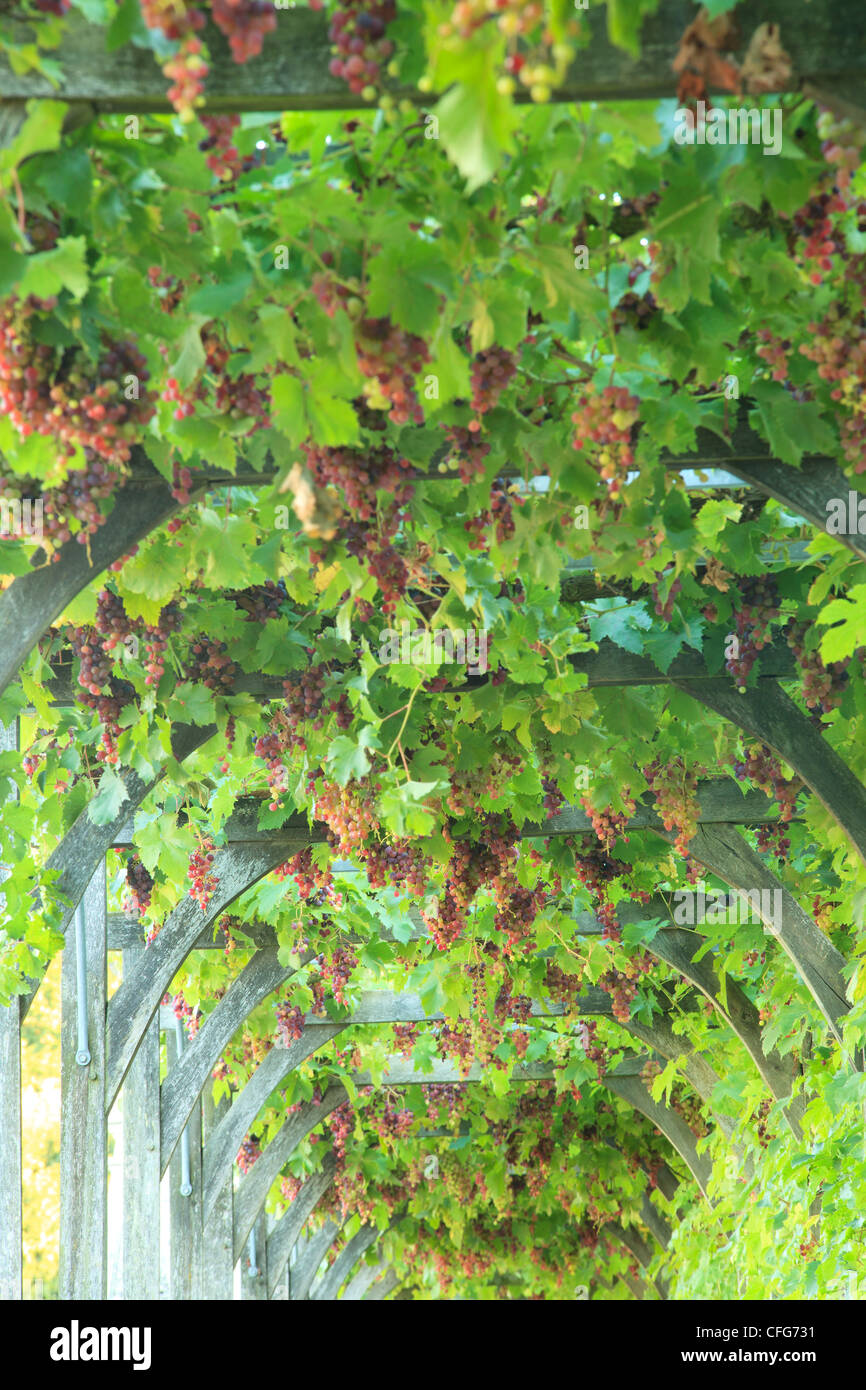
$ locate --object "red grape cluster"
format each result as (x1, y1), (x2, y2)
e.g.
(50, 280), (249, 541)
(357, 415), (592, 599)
(577, 1019), (608, 1080)
(612, 263), (658, 333)
(319, 944), (358, 1006)
(579, 798), (634, 852)
(362, 837), (428, 896)
(355, 315), (430, 425)
(327, 0), (396, 98)
(443, 425), (491, 484)
(787, 187), (848, 286)
(571, 383), (640, 497)
(798, 308), (866, 471)
(470, 346), (518, 419)
(211, 0), (277, 62)
(311, 774), (380, 855)
(786, 619), (849, 712)
(733, 742), (799, 824)
(446, 752), (523, 817)
(95, 588), (135, 652)
(302, 440), (414, 521)
(199, 114), (243, 181)
(275, 1001), (305, 1047)
(756, 329), (792, 382)
(138, 0), (207, 120)
(253, 731), (288, 811)
(274, 848), (334, 899)
(755, 821), (792, 862)
(642, 755), (702, 857)
(724, 575), (780, 690)
(142, 603), (183, 687)
(188, 836), (218, 910)
(186, 637), (238, 691)
(236, 1135), (262, 1173)
(231, 580), (286, 622)
(392, 1022), (420, 1060)
(125, 857), (154, 916)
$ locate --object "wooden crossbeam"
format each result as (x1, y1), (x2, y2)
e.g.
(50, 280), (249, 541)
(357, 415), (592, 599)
(0, 2), (862, 112)
(110, 780), (791, 850)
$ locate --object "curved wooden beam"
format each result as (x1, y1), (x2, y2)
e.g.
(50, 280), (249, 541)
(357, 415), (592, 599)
(688, 825), (850, 1044)
(364, 1267), (399, 1301)
(343, 1256), (389, 1302)
(674, 676), (866, 871)
(21, 721), (213, 1022)
(602, 1065), (713, 1201)
(266, 1157), (337, 1299)
(606, 1222), (668, 1300)
(105, 842), (289, 1110)
(288, 1221), (340, 1303)
(0, 462), (179, 700)
(310, 1223), (381, 1302)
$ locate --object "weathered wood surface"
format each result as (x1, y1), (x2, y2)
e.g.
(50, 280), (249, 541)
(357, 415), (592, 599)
(201, 1086), (235, 1301)
(0, 719), (22, 1301)
(242, 1210), (269, 1301)
(688, 824), (851, 1044)
(608, 1222), (667, 1300)
(311, 1223), (381, 1302)
(106, 844), (290, 1110)
(0, 3), (861, 110)
(267, 1157), (336, 1299)
(111, 781), (788, 852)
(202, 1025), (340, 1220)
(622, 1013), (734, 1141)
(675, 677), (866, 870)
(364, 1267), (399, 1302)
(59, 861), (108, 1299)
(602, 1065), (713, 1201)
(639, 917), (805, 1134)
(159, 945), (296, 1174)
(640, 1195), (672, 1253)
(121, 944), (161, 1300)
(0, 463), (178, 701)
(343, 1256), (389, 1303)
(41, 635), (797, 709)
(19, 720), (212, 1023)
(290, 1222), (340, 1302)
(166, 1027), (203, 1300)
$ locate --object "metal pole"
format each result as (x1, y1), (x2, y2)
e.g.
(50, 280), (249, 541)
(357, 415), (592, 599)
(173, 1018), (193, 1197)
(74, 904), (91, 1066)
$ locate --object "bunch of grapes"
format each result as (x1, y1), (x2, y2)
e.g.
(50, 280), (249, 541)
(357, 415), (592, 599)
(494, 883), (544, 954)
(362, 837), (428, 896)
(494, 981), (533, 1024)
(302, 440), (414, 521)
(642, 755), (702, 858)
(733, 742), (799, 823)
(185, 637), (238, 691)
(469, 346), (518, 418)
(392, 1022), (419, 1060)
(787, 186), (848, 286)
(786, 620), (849, 712)
(275, 1001), (305, 1047)
(95, 589), (136, 652)
(577, 1019), (607, 1079)
(756, 329), (792, 382)
(340, 520), (410, 612)
(125, 857), (154, 916)
(236, 1135), (262, 1173)
(142, 603), (183, 687)
(211, 0), (277, 63)
(230, 580), (286, 622)
(319, 944), (358, 1007)
(327, 0), (395, 98)
(435, 1020), (476, 1078)
(724, 575), (780, 690)
(755, 821), (791, 862)
(797, 308), (866, 471)
(446, 752), (523, 817)
(571, 383), (640, 497)
(198, 114), (243, 181)
(253, 730), (289, 811)
(579, 798), (634, 852)
(541, 775), (566, 818)
(443, 425), (491, 484)
(138, 0), (208, 120)
(274, 849), (333, 900)
(188, 836), (218, 910)
(311, 774), (380, 854)
(355, 315), (430, 424)
(611, 263), (658, 333)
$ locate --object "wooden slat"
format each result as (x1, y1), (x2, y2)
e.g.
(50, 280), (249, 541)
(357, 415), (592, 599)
(200, 1086), (235, 1301)
(364, 1267), (399, 1302)
(166, 1028), (203, 1300)
(311, 1223), (380, 1302)
(266, 1158), (336, 1300)
(0, 719), (22, 1301)
(603, 1067), (712, 1200)
(0, 2), (862, 111)
(242, 1210), (269, 1301)
(290, 1222), (340, 1303)
(121, 944), (161, 1300)
(59, 861), (108, 1299)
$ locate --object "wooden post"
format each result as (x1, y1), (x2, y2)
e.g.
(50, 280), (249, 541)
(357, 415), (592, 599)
(201, 1085), (234, 1300)
(0, 719), (21, 1301)
(121, 943), (161, 1299)
(59, 860), (108, 1299)
(242, 1209), (269, 1301)
(165, 1026), (203, 1299)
